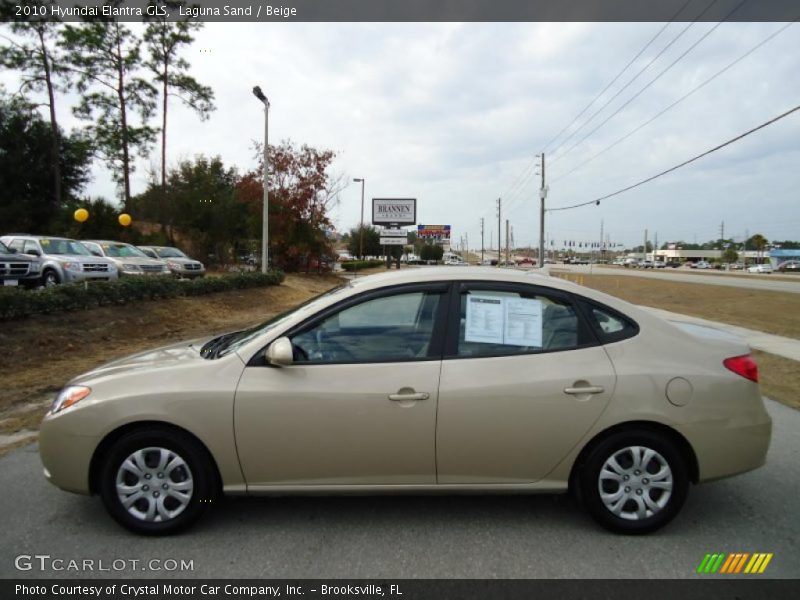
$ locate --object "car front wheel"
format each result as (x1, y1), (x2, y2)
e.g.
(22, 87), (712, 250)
(579, 430), (689, 534)
(99, 428), (217, 535)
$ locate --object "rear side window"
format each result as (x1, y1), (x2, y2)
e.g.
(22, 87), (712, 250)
(453, 287), (586, 358)
(580, 301), (639, 344)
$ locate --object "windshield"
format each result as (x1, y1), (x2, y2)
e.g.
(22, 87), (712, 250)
(204, 284), (350, 359)
(102, 243), (149, 258)
(156, 247), (187, 258)
(40, 238), (92, 256)
(0, 241), (11, 253)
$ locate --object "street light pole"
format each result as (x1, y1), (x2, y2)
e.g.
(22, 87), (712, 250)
(252, 86), (270, 273)
(353, 178), (365, 258)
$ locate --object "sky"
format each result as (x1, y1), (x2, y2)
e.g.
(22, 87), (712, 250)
(2, 20), (799, 250)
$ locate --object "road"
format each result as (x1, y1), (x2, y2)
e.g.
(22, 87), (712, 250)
(551, 264), (800, 294)
(1, 400), (797, 580)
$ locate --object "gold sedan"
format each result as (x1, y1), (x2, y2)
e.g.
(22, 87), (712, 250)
(39, 267), (771, 534)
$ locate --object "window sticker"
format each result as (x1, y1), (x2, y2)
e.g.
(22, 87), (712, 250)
(464, 294), (543, 347)
(504, 298), (543, 347)
(464, 296), (504, 344)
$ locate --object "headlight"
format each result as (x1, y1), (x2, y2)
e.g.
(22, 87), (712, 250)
(61, 261), (82, 272)
(50, 386), (91, 415)
(167, 261), (181, 270)
(29, 262), (41, 273)
(122, 263), (140, 271)
(162, 264), (171, 272)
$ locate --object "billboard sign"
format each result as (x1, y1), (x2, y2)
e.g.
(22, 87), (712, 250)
(372, 198), (416, 225)
(417, 225), (451, 241)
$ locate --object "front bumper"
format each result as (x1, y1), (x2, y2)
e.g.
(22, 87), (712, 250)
(63, 270), (118, 283)
(39, 414), (99, 495)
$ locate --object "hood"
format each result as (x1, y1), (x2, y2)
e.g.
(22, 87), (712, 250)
(49, 254), (115, 265)
(108, 256), (166, 267)
(70, 337), (213, 384)
(162, 257), (201, 266)
(0, 252), (36, 262)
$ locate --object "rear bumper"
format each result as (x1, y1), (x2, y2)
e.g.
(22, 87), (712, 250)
(678, 410), (772, 483)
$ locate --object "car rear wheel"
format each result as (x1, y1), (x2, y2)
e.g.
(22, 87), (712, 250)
(579, 430), (688, 534)
(99, 428), (217, 535)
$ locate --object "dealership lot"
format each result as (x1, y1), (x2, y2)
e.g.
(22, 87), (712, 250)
(0, 398), (797, 579)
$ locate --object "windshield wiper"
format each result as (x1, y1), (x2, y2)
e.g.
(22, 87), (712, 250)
(200, 332), (241, 359)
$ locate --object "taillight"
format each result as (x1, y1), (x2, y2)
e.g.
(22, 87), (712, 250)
(723, 354), (759, 383)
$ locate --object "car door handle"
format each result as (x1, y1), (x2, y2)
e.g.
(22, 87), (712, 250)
(388, 392), (430, 401)
(563, 385), (605, 395)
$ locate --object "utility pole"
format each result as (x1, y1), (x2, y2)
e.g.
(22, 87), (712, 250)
(497, 198), (502, 266)
(538, 153), (546, 269)
(505, 219), (510, 265)
(654, 232), (658, 262)
(600, 219), (604, 264)
(719, 221), (725, 247)
(644, 228), (648, 260)
(480, 218), (485, 264)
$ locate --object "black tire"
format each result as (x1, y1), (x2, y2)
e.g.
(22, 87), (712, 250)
(98, 427), (218, 535)
(42, 269), (60, 287)
(578, 429), (689, 534)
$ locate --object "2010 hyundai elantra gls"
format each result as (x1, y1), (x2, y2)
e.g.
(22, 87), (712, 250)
(39, 267), (771, 535)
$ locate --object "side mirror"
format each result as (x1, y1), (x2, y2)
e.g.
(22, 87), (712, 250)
(26, 248), (41, 257)
(265, 337), (294, 367)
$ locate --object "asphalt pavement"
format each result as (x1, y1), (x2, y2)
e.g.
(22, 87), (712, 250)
(1, 399), (798, 579)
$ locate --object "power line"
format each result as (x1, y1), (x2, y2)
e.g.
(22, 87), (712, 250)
(548, 104), (800, 213)
(550, 20), (796, 184)
(541, 2), (691, 154)
(550, 0), (750, 167)
(547, 0), (723, 162)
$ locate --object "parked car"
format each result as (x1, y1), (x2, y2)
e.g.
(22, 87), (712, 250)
(622, 258), (639, 268)
(665, 261), (681, 268)
(777, 260), (799, 273)
(39, 267), (771, 535)
(653, 261), (667, 269)
(1, 235), (118, 286)
(138, 246), (206, 278)
(444, 258), (468, 266)
(692, 261), (712, 270)
(640, 260), (655, 269)
(82, 241), (171, 277)
(729, 263), (744, 270)
(0, 239), (42, 288)
(517, 257), (537, 266)
(747, 263), (773, 274)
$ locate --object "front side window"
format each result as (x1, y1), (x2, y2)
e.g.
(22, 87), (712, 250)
(291, 291), (442, 364)
(456, 288), (580, 358)
(23, 239), (40, 255)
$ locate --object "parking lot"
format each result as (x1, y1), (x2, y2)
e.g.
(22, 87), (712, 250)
(1, 397), (797, 579)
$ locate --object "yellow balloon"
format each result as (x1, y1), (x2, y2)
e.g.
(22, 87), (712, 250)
(118, 213), (132, 227)
(74, 208), (89, 223)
